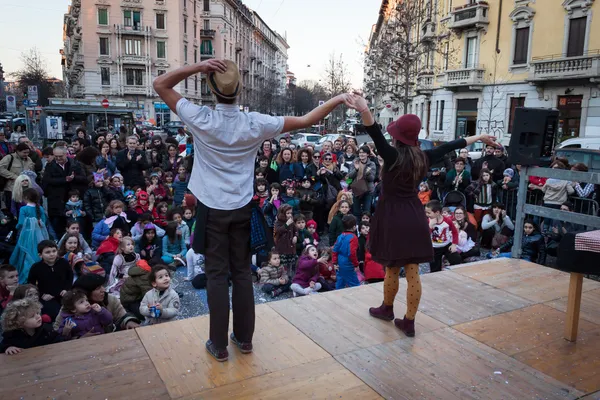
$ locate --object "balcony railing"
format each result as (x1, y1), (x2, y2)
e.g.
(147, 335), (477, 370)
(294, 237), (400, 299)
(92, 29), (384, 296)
(529, 51), (600, 82)
(443, 66), (485, 89)
(448, 2), (489, 30)
(200, 50), (215, 59)
(123, 85), (147, 95)
(416, 72), (434, 93)
(74, 53), (84, 65)
(121, 55), (147, 65)
(421, 21), (436, 42)
(201, 93), (213, 102)
(116, 24), (151, 36)
(235, 42), (242, 52)
(200, 29), (215, 38)
(72, 85), (84, 97)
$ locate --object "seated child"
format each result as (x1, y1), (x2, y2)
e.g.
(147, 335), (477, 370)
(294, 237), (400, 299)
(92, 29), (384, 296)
(290, 245), (325, 296)
(418, 182), (432, 205)
(295, 214), (315, 255)
(107, 237), (140, 297)
(426, 200), (462, 273)
(332, 215), (360, 289)
(131, 212), (166, 242)
(489, 220), (546, 264)
(0, 264), (19, 310)
(162, 221), (187, 266)
(57, 220), (93, 258)
(135, 224), (163, 266)
(139, 265), (180, 325)
(120, 259), (153, 320)
(57, 289), (113, 339)
(182, 207), (195, 233)
(96, 228), (123, 275)
(317, 248), (336, 291)
(0, 298), (63, 355)
(306, 220), (319, 246)
(258, 250), (290, 298)
(92, 200), (130, 248)
(28, 240), (73, 321)
(152, 202), (169, 228)
(169, 208), (190, 246)
(186, 247), (206, 285)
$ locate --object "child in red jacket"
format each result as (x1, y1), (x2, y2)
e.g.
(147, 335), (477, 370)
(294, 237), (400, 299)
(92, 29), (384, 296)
(332, 215), (360, 289)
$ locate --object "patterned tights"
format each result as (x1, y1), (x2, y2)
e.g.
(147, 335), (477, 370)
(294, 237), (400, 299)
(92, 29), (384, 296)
(383, 264), (421, 320)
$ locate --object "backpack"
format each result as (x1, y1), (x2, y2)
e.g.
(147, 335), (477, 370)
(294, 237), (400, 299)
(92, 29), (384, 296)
(0, 155), (14, 189)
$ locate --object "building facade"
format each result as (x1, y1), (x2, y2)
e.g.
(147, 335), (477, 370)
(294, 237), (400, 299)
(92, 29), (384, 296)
(61, 0), (289, 124)
(365, 0), (600, 144)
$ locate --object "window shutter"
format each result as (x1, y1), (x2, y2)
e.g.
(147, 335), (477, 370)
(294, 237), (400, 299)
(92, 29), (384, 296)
(513, 27), (529, 64)
(567, 17), (586, 57)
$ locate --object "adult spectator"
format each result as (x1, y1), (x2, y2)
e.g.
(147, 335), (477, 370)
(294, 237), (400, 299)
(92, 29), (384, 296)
(320, 141), (337, 163)
(42, 147), (87, 235)
(494, 145), (508, 166)
(72, 137), (87, 155)
(348, 145), (376, 217)
(96, 141), (117, 176)
(339, 143), (357, 174)
(445, 157), (471, 194)
(570, 163), (596, 199)
(0, 130), (13, 158)
(162, 144), (183, 174)
(296, 148), (317, 180)
(75, 146), (100, 192)
(471, 144), (505, 182)
(332, 138), (344, 160)
(275, 148), (302, 183)
(116, 135), (149, 188)
(258, 140), (275, 165)
(458, 148), (473, 172)
(17, 136), (43, 173)
(94, 133), (106, 149)
(316, 152), (344, 208)
(0, 143), (34, 208)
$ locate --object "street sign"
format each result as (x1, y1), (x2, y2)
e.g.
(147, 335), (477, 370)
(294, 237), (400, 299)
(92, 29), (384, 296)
(22, 99), (29, 107)
(102, 98), (109, 108)
(27, 85), (38, 102)
(6, 95), (16, 113)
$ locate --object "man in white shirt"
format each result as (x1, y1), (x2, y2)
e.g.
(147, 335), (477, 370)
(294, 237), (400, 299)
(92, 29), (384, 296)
(154, 59), (348, 362)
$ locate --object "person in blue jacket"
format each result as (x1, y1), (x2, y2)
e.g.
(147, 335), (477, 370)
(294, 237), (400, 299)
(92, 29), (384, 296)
(275, 148), (302, 183)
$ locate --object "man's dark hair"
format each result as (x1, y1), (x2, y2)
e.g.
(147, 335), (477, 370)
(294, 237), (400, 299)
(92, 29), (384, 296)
(42, 146), (54, 156)
(294, 214), (306, 223)
(454, 157), (466, 165)
(148, 264), (170, 285)
(0, 264), (17, 279)
(16, 143), (30, 152)
(38, 240), (58, 254)
(359, 221), (370, 229)
(426, 200), (442, 213)
(215, 93), (236, 105)
(61, 289), (88, 312)
(342, 214), (357, 231)
(73, 137), (88, 148)
(562, 201), (574, 210)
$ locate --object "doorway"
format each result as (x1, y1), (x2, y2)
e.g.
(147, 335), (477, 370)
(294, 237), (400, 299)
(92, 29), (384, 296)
(456, 98), (478, 138)
(557, 95), (583, 142)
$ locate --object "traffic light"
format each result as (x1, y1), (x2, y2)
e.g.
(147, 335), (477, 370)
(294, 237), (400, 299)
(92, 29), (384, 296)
(23, 91), (27, 99)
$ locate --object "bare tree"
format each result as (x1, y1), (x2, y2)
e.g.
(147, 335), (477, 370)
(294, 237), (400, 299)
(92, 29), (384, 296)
(478, 50), (509, 137)
(290, 80), (327, 116)
(365, 0), (455, 113)
(10, 47), (56, 106)
(323, 53), (351, 128)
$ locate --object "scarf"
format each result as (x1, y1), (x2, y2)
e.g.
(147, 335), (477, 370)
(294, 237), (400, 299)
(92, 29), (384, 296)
(105, 212), (130, 228)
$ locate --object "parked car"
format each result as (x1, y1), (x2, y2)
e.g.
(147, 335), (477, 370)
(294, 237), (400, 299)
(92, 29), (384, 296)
(291, 133), (321, 148)
(314, 134), (342, 151)
(554, 148), (600, 173)
(556, 137), (600, 150)
(162, 121), (185, 136)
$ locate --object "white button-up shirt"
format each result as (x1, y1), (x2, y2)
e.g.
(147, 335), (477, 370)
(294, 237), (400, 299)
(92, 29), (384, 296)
(177, 98), (284, 210)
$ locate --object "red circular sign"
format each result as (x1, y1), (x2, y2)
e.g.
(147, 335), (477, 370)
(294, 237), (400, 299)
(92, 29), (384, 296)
(101, 99), (109, 108)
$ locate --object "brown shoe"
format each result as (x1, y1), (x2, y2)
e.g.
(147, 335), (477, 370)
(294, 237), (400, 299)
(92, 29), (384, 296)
(230, 333), (253, 354)
(369, 302), (394, 321)
(205, 340), (229, 362)
(394, 316), (416, 337)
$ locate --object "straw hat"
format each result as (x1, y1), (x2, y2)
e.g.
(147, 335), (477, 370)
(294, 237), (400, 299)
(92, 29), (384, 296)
(207, 60), (241, 100)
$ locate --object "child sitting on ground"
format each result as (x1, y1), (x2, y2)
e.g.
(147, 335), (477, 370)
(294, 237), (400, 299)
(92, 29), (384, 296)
(57, 220), (93, 258)
(291, 245), (327, 296)
(426, 200), (462, 273)
(169, 208), (190, 247)
(418, 182), (432, 205)
(92, 200), (130, 248)
(107, 237), (140, 297)
(0, 264), (19, 310)
(295, 214), (315, 255)
(96, 227), (123, 275)
(0, 298), (63, 355)
(57, 289), (113, 339)
(317, 248), (336, 291)
(332, 215), (360, 289)
(153, 202), (169, 228)
(131, 212), (166, 242)
(139, 265), (180, 325)
(28, 240), (73, 321)
(162, 221), (187, 267)
(182, 207), (195, 233)
(258, 250), (290, 298)
(65, 189), (86, 221)
(120, 260), (153, 320)
(135, 224), (163, 266)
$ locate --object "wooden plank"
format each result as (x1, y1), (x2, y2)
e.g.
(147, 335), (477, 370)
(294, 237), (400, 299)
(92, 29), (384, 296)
(514, 328), (600, 394)
(546, 288), (600, 325)
(183, 357), (382, 400)
(0, 359), (168, 400)
(454, 304), (600, 356)
(337, 327), (583, 400)
(369, 270), (534, 325)
(579, 391), (600, 399)
(565, 273), (584, 342)
(454, 259), (600, 303)
(0, 329), (152, 392)
(136, 304), (329, 398)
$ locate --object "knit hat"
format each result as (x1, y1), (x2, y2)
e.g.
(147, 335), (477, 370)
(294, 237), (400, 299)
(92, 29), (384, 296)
(138, 191), (149, 201)
(137, 259), (152, 272)
(73, 274), (106, 292)
(503, 168), (515, 178)
(93, 172), (104, 183)
(183, 193), (197, 208)
(307, 220), (317, 229)
(386, 114), (421, 146)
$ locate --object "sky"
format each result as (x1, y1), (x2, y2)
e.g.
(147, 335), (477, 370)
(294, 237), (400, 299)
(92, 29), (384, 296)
(0, 0), (380, 89)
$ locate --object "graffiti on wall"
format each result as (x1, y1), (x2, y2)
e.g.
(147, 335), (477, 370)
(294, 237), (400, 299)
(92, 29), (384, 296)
(477, 119), (505, 137)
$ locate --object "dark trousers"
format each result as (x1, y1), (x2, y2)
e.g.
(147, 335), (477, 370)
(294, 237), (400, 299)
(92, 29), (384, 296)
(41, 298), (62, 322)
(50, 215), (67, 239)
(204, 202), (254, 349)
(261, 282), (291, 296)
(460, 246), (481, 260)
(122, 301), (144, 321)
(430, 243), (462, 273)
(353, 193), (373, 218)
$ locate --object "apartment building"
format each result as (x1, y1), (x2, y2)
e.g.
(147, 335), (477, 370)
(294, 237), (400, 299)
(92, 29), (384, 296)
(365, 0), (600, 144)
(61, 0), (289, 124)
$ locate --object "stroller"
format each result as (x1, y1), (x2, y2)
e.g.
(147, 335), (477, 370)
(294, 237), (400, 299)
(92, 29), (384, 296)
(443, 190), (466, 212)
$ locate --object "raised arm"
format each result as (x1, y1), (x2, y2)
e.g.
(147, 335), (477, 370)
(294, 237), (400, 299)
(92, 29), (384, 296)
(281, 95), (347, 133)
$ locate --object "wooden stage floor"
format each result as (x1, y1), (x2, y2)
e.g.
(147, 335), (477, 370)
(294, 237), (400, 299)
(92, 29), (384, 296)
(1, 259), (600, 399)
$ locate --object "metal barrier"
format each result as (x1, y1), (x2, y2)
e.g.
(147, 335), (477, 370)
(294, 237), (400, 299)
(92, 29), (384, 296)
(512, 167), (600, 258)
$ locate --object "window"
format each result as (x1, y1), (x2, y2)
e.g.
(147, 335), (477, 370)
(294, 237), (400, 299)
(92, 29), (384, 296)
(194, 76), (198, 92)
(184, 44), (188, 63)
(124, 10), (132, 26)
(513, 27), (530, 64)
(438, 100), (445, 131)
(194, 48), (198, 63)
(125, 69), (143, 85)
(508, 97), (525, 133)
(444, 42), (449, 70)
(183, 0), (186, 9)
(157, 41), (166, 59)
(101, 67), (110, 85)
(158, 69), (166, 76)
(204, 0), (210, 12)
(194, 0), (197, 14)
(98, 8), (108, 25)
(156, 13), (165, 30)
(99, 37), (109, 55)
(194, 23), (197, 38)
(184, 18), (187, 34)
(184, 78), (188, 90)
(201, 40), (213, 54)
(125, 39), (142, 55)
(567, 17), (586, 57)
(465, 37), (477, 68)
(204, 20), (210, 29)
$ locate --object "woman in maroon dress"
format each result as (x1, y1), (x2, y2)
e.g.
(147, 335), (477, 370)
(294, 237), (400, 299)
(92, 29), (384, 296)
(343, 94), (497, 337)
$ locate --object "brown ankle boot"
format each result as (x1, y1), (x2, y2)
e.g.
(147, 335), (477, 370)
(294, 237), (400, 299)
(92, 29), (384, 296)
(369, 302), (394, 321)
(394, 316), (415, 337)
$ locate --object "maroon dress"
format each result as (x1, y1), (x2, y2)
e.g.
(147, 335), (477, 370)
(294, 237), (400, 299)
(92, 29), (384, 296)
(366, 124), (466, 266)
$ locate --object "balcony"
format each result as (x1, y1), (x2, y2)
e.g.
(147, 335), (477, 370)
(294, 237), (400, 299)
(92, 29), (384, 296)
(201, 93), (213, 102)
(235, 42), (242, 52)
(72, 85), (84, 98)
(416, 72), (434, 94)
(200, 50), (215, 59)
(528, 51), (600, 82)
(421, 21), (436, 42)
(116, 24), (150, 36)
(121, 55), (147, 65)
(74, 53), (84, 66)
(443, 66), (485, 90)
(123, 85), (147, 95)
(200, 29), (215, 38)
(447, 2), (489, 31)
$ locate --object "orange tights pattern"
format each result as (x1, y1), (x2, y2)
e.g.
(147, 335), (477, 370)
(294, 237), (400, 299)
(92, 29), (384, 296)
(383, 264), (421, 320)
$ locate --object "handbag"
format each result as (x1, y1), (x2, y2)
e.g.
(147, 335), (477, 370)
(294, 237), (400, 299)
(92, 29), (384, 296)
(351, 178), (369, 197)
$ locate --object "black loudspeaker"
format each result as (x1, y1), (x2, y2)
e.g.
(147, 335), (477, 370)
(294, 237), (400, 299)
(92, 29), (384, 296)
(507, 107), (559, 166)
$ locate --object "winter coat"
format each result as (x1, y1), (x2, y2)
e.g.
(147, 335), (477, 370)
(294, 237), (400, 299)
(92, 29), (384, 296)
(172, 176), (188, 205)
(282, 195), (300, 214)
(84, 187), (111, 223)
(278, 162), (303, 183)
(120, 265), (153, 304)
(42, 159), (88, 217)
(332, 232), (359, 269)
(296, 228), (315, 255)
(139, 287), (180, 325)
(65, 200), (84, 218)
(273, 219), (297, 255)
(92, 215), (130, 248)
(347, 160), (377, 193)
(297, 187), (320, 215)
(262, 198), (280, 228)
(292, 255), (320, 288)
(162, 235), (186, 258)
(57, 307), (113, 338)
(0, 154), (34, 192)
(471, 155), (505, 182)
(115, 149), (149, 188)
(499, 231), (546, 264)
(297, 162), (318, 180)
(258, 264), (288, 286)
(444, 169), (472, 193)
(130, 223), (165, 242)
(0, 323), (63, 353)
(466, 181), (497, 207)
(95, 154), (117, 176)
(328, 212), (345, 246)
(27, 259), (73, 298)
(542, 179), (574, 205)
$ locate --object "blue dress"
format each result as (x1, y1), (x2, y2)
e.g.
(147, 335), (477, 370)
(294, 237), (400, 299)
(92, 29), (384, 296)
(10, 204), (50, 284)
